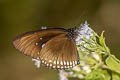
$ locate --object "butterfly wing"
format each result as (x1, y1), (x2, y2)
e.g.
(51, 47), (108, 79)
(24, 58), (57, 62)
(40, 34), (79, 69)
(13, 28), (67, 59)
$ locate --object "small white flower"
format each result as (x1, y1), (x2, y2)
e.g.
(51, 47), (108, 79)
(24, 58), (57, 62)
(86, 69), (91, 73)
(84, 44), (87, 48)
(85, 35), (90, 39)
(82, 65), (91, 73)
(78, 74), (84, 79)
(41, 26), (47, 29)
(80, 61), (86, 66)
(59, 70), (68, 80)
(68, 72), (73, 75)
(32, 58), (41, 68)
(72, 66), (81, 71)
(91, 52), (100, 61)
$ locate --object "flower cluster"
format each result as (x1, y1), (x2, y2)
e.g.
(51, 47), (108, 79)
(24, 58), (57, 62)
(75, 21), (93, 45)
(59, 22), (102, 80)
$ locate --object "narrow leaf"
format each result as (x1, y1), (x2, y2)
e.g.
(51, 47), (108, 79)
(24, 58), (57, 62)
(99, 31), (105, 47)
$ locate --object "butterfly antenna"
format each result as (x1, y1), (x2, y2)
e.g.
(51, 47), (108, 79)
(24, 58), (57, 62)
(74, 11), (87, 28)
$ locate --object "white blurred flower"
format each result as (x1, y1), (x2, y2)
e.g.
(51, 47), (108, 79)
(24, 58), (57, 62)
(82, 65), (91, 73)
(59, 70), (68, 80)
(72, 66), (81, 71)
(91, 52), (100, 61)
(32, 58), (41, 68)
(78, 74), (84, 79)
(41, 26), (47, 29)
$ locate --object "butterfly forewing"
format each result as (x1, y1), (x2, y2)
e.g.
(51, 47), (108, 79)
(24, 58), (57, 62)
(40, 34), (79, 69)
(13, 28), (67, 59)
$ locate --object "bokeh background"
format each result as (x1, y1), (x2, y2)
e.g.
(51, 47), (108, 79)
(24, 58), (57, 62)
(0, 0), (120, 80)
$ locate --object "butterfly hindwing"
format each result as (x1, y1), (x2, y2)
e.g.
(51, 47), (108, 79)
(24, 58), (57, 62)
(40, 34), (79, 69)
(13, 28), (67, 59)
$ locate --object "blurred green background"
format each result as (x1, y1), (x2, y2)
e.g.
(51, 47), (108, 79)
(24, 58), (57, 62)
(0, 0), (120, 80)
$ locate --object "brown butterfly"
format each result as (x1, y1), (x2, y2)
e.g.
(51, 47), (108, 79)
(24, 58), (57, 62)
(13, 27), (80, 69)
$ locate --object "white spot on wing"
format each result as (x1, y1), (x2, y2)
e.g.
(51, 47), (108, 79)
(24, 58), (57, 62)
(72, 61), (75, 66)
(42, 44), (45, 48)
(40, 38), (42, 40)
(53, 66), (56, 68)
(47, 64), (49, 66)
(73, 61), (74, 64)
(61, 66), (64, 69)
(70, 66), (73, 68)
(37, 57), (39, 59)
(75, 61), (77, 64)
(57, 61), (59, 64)
(42, 60), (44, 63)
(73, 64), (75, 67)
(50, 64), (52, 67)
(60, 61), (63, 65)
(35, 43), (38, 46)
(53, 61), (56, 64)
(64, 61), (66, 65)
(57, 66), (60, 68)
(44, 61), (47, 64)
(70, 61), (72, 65)
(67, 61), (69, 65)
(67, 66), (70, 68)
(49, 60), (52, 62)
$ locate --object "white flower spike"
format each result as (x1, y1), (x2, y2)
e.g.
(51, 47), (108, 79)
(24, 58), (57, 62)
(32, 58), (41, 68)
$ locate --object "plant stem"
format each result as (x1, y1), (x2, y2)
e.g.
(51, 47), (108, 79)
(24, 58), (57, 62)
(102, 65), (120, 74)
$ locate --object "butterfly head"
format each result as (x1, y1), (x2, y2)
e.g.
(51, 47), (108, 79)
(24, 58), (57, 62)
(66, 27), (78, 41)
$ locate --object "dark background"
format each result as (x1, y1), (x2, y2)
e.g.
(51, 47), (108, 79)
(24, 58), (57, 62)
(0, 0), (120, 80)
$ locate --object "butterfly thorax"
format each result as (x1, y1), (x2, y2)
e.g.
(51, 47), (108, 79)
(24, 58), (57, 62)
(66, 27), (78, 41)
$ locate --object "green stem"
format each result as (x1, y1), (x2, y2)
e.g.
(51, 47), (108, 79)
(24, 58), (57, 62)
(102, 65), (120, 74)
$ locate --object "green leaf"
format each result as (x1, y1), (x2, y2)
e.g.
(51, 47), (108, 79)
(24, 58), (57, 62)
(112, 72), (120, 80)
(106, 55), (120, 74)
(99, 31), (110, 54)
(99, 31), (106, 47)
(111, 55), (120, 63)
(85, 69), (111, 80)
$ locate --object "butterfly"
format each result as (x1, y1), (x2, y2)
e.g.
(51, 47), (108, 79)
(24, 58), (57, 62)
(13, 27), (80, 69)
